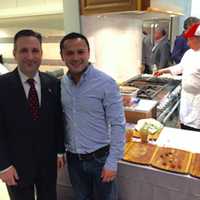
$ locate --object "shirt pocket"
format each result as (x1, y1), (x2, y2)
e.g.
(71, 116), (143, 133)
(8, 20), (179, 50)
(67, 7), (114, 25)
(77, 94), (104, 113)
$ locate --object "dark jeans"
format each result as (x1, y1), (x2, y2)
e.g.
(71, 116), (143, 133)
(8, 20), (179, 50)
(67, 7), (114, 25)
(67, 151), (117, 200)
(180, 123), (200, 131)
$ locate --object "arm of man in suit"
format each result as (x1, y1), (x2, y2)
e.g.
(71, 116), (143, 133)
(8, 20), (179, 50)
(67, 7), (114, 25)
(0, 166), (19, 186)
(54, 79), (65, 169)
(0, 98), (19, 185)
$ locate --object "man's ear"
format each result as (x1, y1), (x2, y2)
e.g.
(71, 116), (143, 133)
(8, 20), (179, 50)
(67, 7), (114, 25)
(60, 51), (64, 61)
(13, 49), (16, 58)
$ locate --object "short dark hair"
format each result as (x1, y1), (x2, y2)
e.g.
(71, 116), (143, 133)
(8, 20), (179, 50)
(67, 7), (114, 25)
(14, 29), (42, 50)
(184, 17), (199, 30)
(60, 32), (90, 54)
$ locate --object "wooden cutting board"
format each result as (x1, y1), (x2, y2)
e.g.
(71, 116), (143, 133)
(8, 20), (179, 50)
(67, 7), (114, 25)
(189, 153), (200, 178)
(151, 147), (192, 174)
(123, 141), (156, 165)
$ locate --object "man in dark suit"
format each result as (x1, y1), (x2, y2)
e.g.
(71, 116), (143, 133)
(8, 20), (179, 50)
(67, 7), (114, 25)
(151, 27), (172, 71)
(0, 29), (65, 200)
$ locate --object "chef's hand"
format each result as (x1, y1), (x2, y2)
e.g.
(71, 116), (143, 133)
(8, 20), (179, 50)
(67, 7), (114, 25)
(153, 70), (162, 77)
(101, 168), (117, 182)
(153, 68), (171, 77)
(57, 155), (65, 169)
(0, 166), (19, 186)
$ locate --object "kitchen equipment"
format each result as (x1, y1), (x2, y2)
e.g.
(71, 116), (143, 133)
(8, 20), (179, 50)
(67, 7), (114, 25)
(119, 86), (139, 95)
(122, 74), (181, 124)
(120, 86), (139, 107)
(124, 99), (158, 123)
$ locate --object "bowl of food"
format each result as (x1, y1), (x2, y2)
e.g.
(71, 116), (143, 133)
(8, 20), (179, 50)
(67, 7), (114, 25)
(135, 118), (163, 143)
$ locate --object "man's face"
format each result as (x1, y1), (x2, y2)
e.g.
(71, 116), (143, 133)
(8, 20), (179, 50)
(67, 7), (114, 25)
(187, 37), (200, 51)
(13, 36), (42, 77)
(61, 38), (90, 75)
(154, 30), (162, 41)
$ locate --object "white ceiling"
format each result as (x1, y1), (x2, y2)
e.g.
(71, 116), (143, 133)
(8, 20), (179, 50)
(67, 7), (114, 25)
(0, 14), (64, 37)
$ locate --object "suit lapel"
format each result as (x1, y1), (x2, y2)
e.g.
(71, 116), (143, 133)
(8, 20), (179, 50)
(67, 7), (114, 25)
(11, 68), (28, 103)
(152, 37), (167, 52)
(39, 72), (52, 115)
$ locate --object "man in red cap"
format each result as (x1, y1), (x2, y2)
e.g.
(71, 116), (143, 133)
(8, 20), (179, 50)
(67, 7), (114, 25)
(154, 22), (200, 131)
(171, 17), (199, 64)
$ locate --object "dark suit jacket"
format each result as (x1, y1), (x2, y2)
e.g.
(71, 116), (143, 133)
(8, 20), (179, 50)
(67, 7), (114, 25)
(0, 68), (65, 185)
(151, 36), (172, 69)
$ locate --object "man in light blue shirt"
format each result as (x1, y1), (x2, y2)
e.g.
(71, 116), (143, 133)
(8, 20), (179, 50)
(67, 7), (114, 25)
(60, 32), (125, 200)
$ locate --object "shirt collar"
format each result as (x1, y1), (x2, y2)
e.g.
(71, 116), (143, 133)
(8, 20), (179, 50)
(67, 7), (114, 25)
(17, 67), (40, 84)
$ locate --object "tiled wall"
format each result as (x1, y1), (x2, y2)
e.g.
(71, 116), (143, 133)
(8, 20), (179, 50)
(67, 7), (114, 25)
(81, 14), (143, 83)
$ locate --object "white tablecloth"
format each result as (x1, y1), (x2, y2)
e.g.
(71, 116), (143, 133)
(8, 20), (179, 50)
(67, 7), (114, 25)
(118, 127), (200, 200)
(157, 127), (200, 153)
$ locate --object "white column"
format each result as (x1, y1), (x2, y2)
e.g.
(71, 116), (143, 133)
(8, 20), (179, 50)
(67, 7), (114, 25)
(63, 0), (80, 34)
(178, 0), (192, 33)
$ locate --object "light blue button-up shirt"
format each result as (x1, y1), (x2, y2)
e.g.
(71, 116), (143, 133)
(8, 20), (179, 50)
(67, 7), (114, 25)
(61, 64), (125, 171)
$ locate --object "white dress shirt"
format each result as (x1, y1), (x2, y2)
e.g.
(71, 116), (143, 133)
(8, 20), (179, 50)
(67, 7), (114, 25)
(17, 68), (41, 105)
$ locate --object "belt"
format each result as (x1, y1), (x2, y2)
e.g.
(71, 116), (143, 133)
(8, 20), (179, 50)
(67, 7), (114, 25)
(67, 145), (110, 161)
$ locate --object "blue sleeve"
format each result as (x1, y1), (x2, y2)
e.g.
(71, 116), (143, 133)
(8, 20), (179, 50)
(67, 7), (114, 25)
(172, 36), (189, 64)
(103, 79), (126, 171)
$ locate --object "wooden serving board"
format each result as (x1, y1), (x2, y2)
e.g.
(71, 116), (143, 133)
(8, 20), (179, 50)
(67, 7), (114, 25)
(151, 147), (192, 174)
(123, 141), (156, 165)
(189, 153), (200, 178)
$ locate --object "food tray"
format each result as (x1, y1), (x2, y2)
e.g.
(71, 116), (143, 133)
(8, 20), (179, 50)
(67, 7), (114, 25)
(189, 153), (200, 178)
(151, 147), (192, 174)
(124, 141), (156, 165)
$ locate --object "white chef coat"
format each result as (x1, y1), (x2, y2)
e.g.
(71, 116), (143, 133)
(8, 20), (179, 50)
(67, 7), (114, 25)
(169, 49), (200, 129)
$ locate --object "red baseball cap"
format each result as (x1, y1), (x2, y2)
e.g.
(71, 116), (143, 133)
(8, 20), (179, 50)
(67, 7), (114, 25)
(184, 23), (200, 39)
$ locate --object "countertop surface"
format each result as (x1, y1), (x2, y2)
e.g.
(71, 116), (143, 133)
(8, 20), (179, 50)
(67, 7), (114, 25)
(124, 99), (158, 112)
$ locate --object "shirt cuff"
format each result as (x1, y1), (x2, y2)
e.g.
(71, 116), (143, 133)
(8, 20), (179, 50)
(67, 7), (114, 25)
(0, 165), (13, 174)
